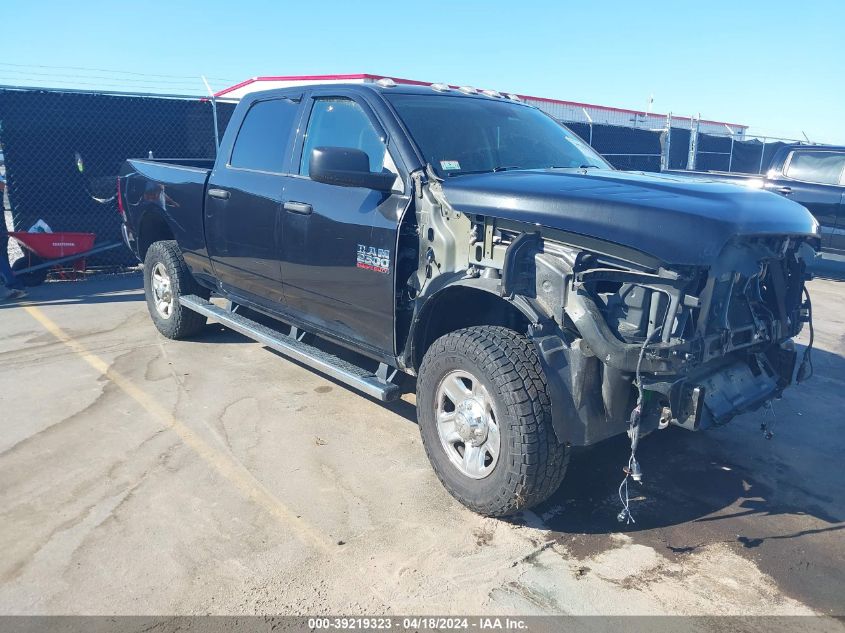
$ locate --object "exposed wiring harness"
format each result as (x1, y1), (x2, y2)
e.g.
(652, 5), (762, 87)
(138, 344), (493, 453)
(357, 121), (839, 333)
(796, 286), (814, 383)
(617, 450), (639, 525)
(760, 400), (778, 440)
(761, 287), (813, 439)
(618, 325), (662, 524)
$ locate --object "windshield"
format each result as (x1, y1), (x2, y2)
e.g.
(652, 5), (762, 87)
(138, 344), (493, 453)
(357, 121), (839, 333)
(386, 94), (610, 177)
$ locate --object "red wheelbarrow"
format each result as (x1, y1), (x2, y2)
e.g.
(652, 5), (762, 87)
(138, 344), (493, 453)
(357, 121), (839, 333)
(9, 231), (122, 286)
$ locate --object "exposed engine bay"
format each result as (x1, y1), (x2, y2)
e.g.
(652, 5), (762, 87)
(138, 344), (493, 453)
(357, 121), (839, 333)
(406, 168), (816, 450)
(569, 235), (813, 433)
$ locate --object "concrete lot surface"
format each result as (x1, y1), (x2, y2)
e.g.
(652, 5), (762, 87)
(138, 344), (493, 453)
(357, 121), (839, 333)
(0, 273), (843, 621)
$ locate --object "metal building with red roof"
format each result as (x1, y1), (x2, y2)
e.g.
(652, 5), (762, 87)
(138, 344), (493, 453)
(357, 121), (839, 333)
(214, 73), (747, 136)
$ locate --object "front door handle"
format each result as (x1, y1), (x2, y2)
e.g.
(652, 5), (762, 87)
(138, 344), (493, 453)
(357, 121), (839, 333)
(208, 188), (230, 200)
(284, 201), (313, 215)
(776, 186), (793, 195)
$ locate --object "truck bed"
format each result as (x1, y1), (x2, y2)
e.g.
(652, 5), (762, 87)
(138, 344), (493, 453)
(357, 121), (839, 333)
(119, 158), (213, 263)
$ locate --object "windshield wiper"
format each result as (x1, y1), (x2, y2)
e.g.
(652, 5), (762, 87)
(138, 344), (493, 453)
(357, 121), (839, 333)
(447, 165), (523, 177)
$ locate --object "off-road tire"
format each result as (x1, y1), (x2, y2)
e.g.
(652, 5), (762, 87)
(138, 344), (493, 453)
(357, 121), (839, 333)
(417, 326), (569, 516)
(144, 240), (208, 339)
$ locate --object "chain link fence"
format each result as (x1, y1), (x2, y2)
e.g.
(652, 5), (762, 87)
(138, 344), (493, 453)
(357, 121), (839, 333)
(556, 114), (802, 175)
(686, 128), (800, 174)
(0, 87), (234, 274)
(0, 85), (812, 282)
(562, 120), (670, 172)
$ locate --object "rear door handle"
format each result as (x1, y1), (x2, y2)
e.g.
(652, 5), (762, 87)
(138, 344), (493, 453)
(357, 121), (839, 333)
(284, 201), (313, 215)
(776, 186), (793, 195)
(208, 188), (230, 200)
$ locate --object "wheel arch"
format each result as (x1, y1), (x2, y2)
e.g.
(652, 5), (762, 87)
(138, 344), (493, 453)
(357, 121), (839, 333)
(137, 210), (175, 261)
(408, 279), (542, 371)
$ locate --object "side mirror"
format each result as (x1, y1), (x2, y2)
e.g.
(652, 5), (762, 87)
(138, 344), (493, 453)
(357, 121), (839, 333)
(309, 146), (396, 192)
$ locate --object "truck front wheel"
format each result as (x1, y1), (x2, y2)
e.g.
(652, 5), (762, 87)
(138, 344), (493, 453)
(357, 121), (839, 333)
(416, 326), (569, 517)
(143, 240), (208, 339)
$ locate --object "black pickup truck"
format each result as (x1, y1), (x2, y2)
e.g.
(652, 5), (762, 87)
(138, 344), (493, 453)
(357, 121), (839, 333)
(667, 144), (845, 266)
(118, 82), (818, 517)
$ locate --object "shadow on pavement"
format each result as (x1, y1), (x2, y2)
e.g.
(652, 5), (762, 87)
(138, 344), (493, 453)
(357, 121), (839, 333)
(0, 272), (144, 309)
(534, 427), (843, 536)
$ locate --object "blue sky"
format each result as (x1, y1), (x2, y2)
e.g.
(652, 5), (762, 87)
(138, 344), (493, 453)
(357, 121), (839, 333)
(4, 0), (843, 143)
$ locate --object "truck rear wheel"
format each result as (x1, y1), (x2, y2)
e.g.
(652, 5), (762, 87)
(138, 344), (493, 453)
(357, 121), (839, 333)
(416, 326), (569, 517)
(144, 240), (209, 339)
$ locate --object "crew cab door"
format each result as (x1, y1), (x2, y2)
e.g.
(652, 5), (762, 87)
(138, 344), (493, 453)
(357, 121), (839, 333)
(205, 96), (301, 301)
(767, 149), (845, 251)
(279, 92), (409, 356)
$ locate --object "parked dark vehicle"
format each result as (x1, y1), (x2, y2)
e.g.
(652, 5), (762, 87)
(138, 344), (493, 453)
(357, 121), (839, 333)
(666, 144), (845, 263)
(118, 83), (819, 517)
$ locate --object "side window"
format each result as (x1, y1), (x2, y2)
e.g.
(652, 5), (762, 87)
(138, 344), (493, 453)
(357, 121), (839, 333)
(299, 98), (387, 176)
(230, 99), (299, 172)
(785, 151), (845, 186)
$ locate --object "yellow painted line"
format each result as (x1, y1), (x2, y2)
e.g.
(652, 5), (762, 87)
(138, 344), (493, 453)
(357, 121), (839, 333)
(23, 304), (332, 554)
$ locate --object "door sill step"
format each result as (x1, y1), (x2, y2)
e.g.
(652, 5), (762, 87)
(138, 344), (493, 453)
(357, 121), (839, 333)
(179, 294), (401, 402)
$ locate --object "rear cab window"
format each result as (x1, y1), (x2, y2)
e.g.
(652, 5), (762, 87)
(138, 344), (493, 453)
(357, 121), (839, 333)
(784, 150), (845, 186)
(230, 98), (300, 173)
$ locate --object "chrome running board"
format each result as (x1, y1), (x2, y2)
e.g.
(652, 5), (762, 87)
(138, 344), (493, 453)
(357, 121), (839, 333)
(179, 295), (401, 402)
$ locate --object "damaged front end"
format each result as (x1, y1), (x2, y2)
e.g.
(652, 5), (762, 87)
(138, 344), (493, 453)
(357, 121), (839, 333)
(407, 167), (817, 450)
(533, 235), (815, 445)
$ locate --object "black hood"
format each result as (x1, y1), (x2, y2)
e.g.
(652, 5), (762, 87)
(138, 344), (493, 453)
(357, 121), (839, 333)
(440, 169), (819, 266)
